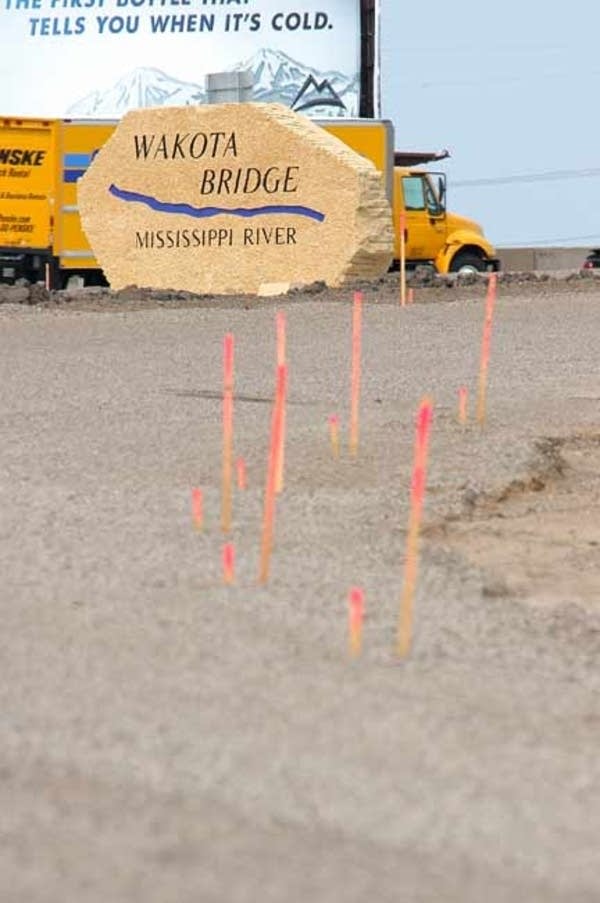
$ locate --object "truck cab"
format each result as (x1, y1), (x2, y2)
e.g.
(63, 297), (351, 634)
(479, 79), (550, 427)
(393, 158), (498, 274)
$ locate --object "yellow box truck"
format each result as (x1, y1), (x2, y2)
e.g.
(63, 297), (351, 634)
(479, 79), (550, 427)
(0, 117), (114, 287)
(0, 116), (498, 288)
(324, 120), (498, 276)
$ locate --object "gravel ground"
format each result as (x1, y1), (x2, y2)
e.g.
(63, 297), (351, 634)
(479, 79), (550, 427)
(1, 276), (599, 902)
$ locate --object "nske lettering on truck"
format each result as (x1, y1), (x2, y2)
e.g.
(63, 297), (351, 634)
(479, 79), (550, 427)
(0, 149), (47, 166)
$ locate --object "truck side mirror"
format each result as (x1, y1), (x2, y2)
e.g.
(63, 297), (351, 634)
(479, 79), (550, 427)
(438, 176), (446, 209)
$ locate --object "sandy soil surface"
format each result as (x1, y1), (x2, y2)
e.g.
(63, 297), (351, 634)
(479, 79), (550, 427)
(1, 275), (599, 902)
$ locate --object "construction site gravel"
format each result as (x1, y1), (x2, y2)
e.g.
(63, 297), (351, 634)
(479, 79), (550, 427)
(1, 272), (599, 902)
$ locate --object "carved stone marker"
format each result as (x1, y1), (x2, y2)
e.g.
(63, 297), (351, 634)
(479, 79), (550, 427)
(78, 103), (393, 295)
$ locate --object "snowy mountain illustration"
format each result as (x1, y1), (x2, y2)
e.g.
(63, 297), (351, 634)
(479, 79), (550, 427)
(67, 67), (205, 117)
(67, 49), (358, 118)
(234, 47), (358, 115)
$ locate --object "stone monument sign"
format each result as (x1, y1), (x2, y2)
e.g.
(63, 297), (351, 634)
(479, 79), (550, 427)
(78, 103), (393, 295)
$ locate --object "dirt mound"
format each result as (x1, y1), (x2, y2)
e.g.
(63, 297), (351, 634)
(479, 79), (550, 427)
(2, 268), (600, 311)
(434, 433), (600, 610)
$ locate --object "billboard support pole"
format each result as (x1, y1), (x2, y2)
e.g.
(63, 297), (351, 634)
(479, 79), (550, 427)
(360, 0), (378, 118)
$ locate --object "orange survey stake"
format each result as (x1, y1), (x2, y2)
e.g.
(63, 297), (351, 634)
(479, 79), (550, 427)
(476, 274), (497, 425)
(275, 310), (286, 494)
(396, 397), (434, 657)
(349, 291), (362, 456)
(399, 211), (407, 306)
(458, 386), (468, 425)
(348, 586), (364, 657)
(222, 542), (235, 584)
(191, 487), (203, 531)
(236, 456), (247, 490)
(328, 413), (340, 459)
(221, 333), (234, 533)
(258, 363), (287, 584)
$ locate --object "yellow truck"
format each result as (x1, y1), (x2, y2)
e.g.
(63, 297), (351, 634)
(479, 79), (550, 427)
(0, 117), (115, 287)
(0, 116), (498, 288)
(325, 120), (498, 276)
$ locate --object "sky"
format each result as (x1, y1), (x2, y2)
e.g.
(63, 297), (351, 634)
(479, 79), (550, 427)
(380, 0), (600, 249)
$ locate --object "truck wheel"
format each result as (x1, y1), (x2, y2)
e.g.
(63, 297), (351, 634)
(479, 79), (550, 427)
(450, 252), (486, 275)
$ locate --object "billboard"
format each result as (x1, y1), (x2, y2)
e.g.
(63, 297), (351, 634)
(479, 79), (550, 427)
(0, 1), (378, 120)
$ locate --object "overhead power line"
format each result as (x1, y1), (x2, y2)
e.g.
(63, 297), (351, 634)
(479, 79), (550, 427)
(500, 233), (600, 247)
(453, 167), (600, 187)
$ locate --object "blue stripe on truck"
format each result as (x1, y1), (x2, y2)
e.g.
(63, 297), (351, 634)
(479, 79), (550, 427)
(63, 151), (99, 182)
(64, 153), (92, 167)
(63, 169), (87, 183)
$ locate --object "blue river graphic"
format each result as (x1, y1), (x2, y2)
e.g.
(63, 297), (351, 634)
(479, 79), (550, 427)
(108, 184), (326, 223)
